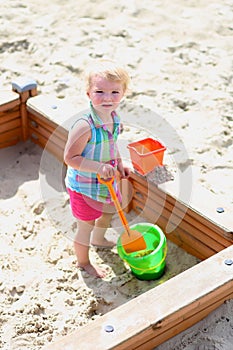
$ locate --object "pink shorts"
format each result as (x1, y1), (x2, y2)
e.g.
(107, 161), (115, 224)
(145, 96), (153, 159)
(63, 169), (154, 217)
(67, 189), (104, 221)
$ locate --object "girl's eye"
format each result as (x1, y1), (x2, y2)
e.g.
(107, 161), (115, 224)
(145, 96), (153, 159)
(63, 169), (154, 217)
(95, 90), (103, 93)
(112, 91), (119, 94)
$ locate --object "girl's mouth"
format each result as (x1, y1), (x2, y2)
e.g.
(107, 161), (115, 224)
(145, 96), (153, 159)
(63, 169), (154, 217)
(102, 104), (112, 107)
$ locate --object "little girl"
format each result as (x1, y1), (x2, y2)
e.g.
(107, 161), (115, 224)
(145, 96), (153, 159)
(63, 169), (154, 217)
(64, 59), (130, 278)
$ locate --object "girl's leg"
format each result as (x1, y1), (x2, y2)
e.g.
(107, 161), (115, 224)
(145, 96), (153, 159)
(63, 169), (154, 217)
(74, 219), (107, 278)
(91, 211), (115, 248)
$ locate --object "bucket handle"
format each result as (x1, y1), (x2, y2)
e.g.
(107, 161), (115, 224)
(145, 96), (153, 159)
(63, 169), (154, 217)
(124, 245), (167, 272)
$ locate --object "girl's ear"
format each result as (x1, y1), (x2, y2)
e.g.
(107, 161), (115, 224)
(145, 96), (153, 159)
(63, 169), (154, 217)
(86, 91), (90, 98)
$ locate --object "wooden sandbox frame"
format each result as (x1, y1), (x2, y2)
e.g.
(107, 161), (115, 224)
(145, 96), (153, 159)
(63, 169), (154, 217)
(1, 81), (232, 349)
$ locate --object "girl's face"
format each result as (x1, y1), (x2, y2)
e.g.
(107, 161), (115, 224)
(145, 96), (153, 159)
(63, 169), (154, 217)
(87, 75), (125, 117)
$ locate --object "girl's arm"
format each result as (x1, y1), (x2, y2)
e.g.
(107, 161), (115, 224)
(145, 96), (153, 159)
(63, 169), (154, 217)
(117, 151), (131, 179)
(64, 120), (115, 178)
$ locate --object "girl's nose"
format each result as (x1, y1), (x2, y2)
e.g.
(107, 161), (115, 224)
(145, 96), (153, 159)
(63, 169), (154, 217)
(103, 93), (112, 101)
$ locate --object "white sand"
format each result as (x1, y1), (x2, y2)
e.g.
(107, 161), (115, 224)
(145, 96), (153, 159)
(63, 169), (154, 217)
(0, 1), (232, 349)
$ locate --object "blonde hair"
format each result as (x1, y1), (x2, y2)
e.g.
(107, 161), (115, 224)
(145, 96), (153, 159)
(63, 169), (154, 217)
(85, 59), (130, 93)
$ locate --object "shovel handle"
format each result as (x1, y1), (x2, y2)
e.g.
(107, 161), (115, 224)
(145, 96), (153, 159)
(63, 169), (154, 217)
(97, 174), (131, 236)
(97, 175), (114, 185)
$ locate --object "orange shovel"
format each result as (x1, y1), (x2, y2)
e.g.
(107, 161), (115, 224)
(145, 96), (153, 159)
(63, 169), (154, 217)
(97, 175), (147, 253)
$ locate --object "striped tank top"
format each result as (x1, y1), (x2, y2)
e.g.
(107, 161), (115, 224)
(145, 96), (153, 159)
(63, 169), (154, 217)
(65, 103), (122, 203)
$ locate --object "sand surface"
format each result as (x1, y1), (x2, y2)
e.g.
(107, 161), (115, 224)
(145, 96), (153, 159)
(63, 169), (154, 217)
(0, 0), (233, 349)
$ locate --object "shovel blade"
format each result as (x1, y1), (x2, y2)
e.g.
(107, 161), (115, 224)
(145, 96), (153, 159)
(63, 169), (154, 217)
(121, 229), (147, 253)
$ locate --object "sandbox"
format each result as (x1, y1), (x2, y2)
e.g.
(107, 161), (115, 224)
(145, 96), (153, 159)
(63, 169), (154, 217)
(0, 81), (232, 350)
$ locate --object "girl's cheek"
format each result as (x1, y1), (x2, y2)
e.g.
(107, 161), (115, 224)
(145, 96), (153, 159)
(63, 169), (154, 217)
(91, 95), (101, 103)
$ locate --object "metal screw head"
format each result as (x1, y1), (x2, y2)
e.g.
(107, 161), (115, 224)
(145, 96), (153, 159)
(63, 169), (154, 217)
(216, 207), (224, 213)
(224, 259), (233, 266)
(104, 324), (114, 333)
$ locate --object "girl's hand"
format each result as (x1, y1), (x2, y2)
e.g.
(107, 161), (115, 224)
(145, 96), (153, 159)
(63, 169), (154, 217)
(118, 166), (131, 179)
(123, 166), (131, 178)
(98, 164), (116, 179)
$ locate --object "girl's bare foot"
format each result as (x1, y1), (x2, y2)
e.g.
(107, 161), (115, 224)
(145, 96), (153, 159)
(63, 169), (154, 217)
(77, 262), (107, 278)
(90, 238), (116, 249)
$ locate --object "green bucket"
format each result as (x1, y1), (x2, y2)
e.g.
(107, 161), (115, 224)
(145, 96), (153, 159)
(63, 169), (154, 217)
(117, 223), (167, 280)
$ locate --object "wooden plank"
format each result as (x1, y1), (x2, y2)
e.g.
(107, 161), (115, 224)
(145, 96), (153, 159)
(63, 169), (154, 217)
(28, 121), (67, 150)
(130, 174), (217, 234)
(132, 199), (217, 259)
(121, 178), (134, 212)
(133, 184), (228, 248)
(0, 109), (20, 124)
(0, 128), (21, 147)
(27, 108), (68, 162)
(0, 138), (19, 149)
(133, 184), (230, 250)
(133, 199), (218, 259)
(0, 118), (21, 134)
(0, 127), (21, 141)
(0, 90), (20, 112)
(27, 97), (76, 161)
(28, 110), (60, 133)
(131, 289), (233, 350)
(0, 104), (19, 116)
(28, 111), (68, 141)
(29, 115), (67, 142)
(118, 286), (233, 350)
(130, 173), (232, 238)
(42, 245), (233, 350)
(30, 87), (37, 97)
(162, 177), (232, 235)
(29, 128), (64, 162)
(28, 126), (66, 157)
(26, 94), (77, 134)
